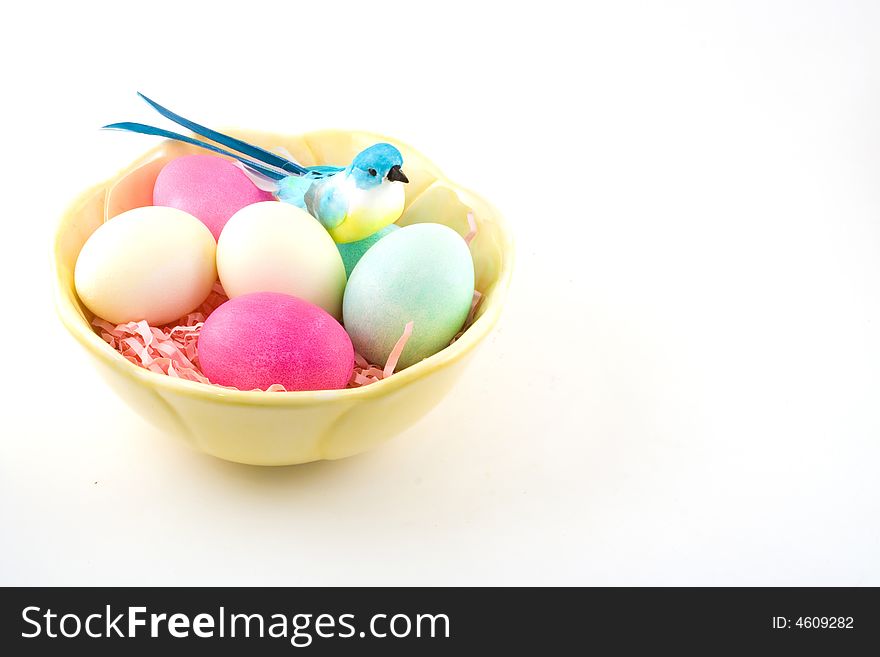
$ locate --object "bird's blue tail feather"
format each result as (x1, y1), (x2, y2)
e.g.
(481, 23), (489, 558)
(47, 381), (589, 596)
(102, 93), (310, 179)
(102, 122), (288, 180)
(135, 93), (307, 175)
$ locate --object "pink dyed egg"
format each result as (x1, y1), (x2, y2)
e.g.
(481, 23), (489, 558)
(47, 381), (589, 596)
(153, 155), (274, 240)
(198, 292), (354, 391)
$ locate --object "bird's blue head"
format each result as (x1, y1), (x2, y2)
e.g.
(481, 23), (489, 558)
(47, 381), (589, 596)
(349, 143), (408, 190)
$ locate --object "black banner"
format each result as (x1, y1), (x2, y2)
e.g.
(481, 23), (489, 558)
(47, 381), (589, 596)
(0, 587), (877, 654)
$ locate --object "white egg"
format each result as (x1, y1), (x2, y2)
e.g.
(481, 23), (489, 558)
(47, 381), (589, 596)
(216, 201), (347, 319)
(74, 206), (217, 325)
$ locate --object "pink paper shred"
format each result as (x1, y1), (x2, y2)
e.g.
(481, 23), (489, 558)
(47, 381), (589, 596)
(464, 212), (478, 246)
(91, 282), (228, 386)
(91, 218), (483, 392)
(451, 290), (483, 344)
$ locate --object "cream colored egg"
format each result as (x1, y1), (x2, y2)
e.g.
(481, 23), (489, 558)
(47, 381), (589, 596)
(74, 206), (217, 325)
(217, 201), (346, 319)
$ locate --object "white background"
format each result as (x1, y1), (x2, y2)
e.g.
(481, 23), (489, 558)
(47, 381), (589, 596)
(1, 0), (878, 585)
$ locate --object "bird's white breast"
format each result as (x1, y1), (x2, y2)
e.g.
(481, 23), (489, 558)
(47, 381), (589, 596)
(326, 175), (406, 243)
(342, 176), (405, 219)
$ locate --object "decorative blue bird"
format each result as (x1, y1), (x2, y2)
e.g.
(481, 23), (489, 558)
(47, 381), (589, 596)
(104, 93), (410, 243)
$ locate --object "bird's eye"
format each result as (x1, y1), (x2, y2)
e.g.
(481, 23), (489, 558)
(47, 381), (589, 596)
(368, 168), (377, 176)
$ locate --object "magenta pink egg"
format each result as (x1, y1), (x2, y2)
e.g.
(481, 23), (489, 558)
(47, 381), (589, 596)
(153, 155), (274, 240)
(198, 292), (354, 391)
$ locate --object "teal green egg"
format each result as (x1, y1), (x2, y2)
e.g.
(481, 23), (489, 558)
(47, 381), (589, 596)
(343, 223), (475, 370)
(336, 224), (399, 278)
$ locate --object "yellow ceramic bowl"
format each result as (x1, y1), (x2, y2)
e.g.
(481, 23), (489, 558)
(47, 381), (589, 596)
(53, 130), (513, 465)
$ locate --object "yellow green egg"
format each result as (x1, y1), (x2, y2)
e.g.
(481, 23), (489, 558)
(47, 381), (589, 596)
(343, 223), (474, 369)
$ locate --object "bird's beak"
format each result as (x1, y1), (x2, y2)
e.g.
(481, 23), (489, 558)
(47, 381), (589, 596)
(387, 165), (409, 183)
